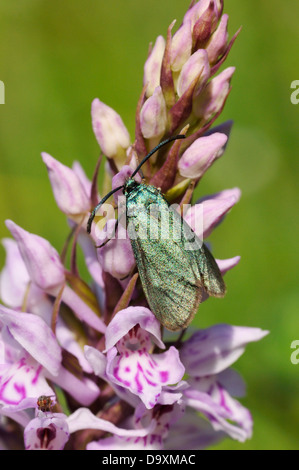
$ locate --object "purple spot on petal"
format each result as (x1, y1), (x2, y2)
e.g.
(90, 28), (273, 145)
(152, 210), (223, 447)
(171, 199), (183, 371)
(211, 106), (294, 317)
(114, 365), (126, 385)
(159, 370), (169, 383)
(14, 382), (26, 399)
(18, 358), (26, 369)
(219, 385), (231, 413)
(151, 357), (158, 366)
(144, 375), (157, 387)
(32, 365), (43, 385)
(135, 371), (143, 392)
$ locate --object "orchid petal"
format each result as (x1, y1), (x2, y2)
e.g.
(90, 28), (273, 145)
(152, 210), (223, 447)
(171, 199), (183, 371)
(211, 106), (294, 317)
(24, 413), (69, 450)
(5, 220), (65, 292)
(180, 324), (269, 376)
(0, 306), (61, 376)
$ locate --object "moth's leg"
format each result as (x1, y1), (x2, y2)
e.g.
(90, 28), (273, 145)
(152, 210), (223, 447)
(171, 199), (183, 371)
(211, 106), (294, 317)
(96, 218), (119, 248)
(174, 328), (187, 348)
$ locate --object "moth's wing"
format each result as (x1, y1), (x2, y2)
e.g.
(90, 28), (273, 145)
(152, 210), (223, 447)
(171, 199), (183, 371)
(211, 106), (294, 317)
(178, 214), (226, 297)
(127, 189), (225, 331)
(173, 209), (226, 298)
(131, 235), (203, 331)
(196, 242), (226, 297)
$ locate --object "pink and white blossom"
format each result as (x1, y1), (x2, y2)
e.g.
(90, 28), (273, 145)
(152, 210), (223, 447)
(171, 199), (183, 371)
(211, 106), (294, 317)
(85, 307), (185, 409)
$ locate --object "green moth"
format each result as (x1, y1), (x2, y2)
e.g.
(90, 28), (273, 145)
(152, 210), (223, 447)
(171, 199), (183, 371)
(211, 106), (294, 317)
(87, 135), (226, 331)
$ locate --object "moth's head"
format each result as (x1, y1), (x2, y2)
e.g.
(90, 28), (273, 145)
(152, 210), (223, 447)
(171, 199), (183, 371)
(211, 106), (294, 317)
(87, 135), (185, 234)
(123, 177), (139, 195)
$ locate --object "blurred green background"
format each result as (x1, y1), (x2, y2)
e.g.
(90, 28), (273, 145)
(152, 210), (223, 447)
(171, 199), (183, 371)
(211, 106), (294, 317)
(0, 0), (298, 450)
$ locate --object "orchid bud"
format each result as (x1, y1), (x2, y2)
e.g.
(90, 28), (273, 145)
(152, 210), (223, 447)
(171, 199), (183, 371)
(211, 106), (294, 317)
(206, 13), (229, 64)
(91, 99), (130, 168)
(178, 132), (227, 179)
(111, 165), (142, 206)
(170, 20), (192, 72)
(112, 164), (134, 191)
(72, 161), (92, 200)
(97, 219), (135, 280)
(192, 2), (219, 46)
(143, 35), (166, 98)
(176, 49), (210, 98)
(42, 153), (90, 216)
(194, 66), (235, 121)
(140, 86), (167, 139)
(183, 0), (212, 28)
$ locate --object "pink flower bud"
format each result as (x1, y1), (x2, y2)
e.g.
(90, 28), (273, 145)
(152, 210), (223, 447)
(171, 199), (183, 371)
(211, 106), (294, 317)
(72, 161), (92, 201)
(184, 187), (241, 239)
(214, 0), (223, 16)
(91, 99), (130, 161)
(5, 220), (65, 292)
(42, 153), (90, 216)
(112, 165), (134, 189)
(193, 66), (235, 119)
(200, 187), (241, 236)
(170, 20), (192, 72)
(143, 36), (166, 97)
(216, 256), (241, 275)
(178, 132), (227, 179)
(140, 86), (167, 139)
(97, 219), (135, 280)
(176, 49), (210, 98)
(111, 165), (141, 206)
(183, 0), (213, 28)
(206, 13), (229, 64)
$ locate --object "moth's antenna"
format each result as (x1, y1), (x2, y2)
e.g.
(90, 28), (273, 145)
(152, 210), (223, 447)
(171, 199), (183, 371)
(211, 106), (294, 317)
(131, 134), (186, 179)
(87, 185), (123, 233)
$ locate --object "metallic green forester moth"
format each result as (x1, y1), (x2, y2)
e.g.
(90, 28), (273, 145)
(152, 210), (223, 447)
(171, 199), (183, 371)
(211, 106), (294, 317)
(87, 135), (226, 331)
